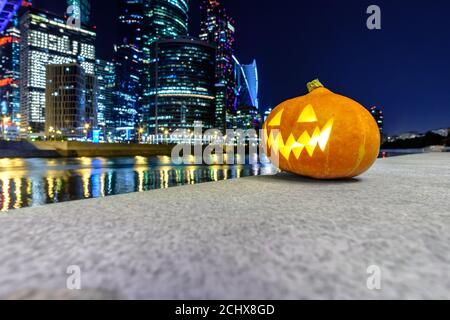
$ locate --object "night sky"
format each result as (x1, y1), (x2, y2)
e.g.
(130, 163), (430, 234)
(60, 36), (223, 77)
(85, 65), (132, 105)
(33, 0), (450, 135)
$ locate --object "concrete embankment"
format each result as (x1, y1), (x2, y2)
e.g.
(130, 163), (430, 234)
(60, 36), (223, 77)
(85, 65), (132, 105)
(0, 153), (449, 299)
(0, 141), (264, 158)
(0, 141), (174, 158)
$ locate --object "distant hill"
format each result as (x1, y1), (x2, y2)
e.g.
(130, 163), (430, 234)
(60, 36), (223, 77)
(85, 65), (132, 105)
(383, 129), (450, 149)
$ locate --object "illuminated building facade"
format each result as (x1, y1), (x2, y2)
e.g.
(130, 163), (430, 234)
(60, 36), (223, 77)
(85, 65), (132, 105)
(146, 38), (216, 137)
(20, 7), (96, 132)
(232, 106), (261, 132)
(85, 73), (97, 128)
(141, 0), (189, 128)
(0, 1), (31, 123)
(45, 64), (87, 136)
(235, 59), (259, 109)
(231, 57), (261, 130)
(95, 59), (115, 129)
(113, 0), (143, 140)
(0, 24), (20, 122)
(0, 0), (22, 33)
(370, 106), (384, 135)
(200, 0), (236, 132)
(264, 108), (272, 122)
(66, 0), (91, 25)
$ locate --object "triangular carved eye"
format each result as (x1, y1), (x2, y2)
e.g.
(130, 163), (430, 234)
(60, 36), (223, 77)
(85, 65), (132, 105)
(298, 104), (318, 123)
(269, 109), (283, 126)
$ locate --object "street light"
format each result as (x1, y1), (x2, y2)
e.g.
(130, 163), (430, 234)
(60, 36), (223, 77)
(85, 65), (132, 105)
(138, 127), (145, 143)
(84, 123), (90, 141)
(48, 126), (55, 141)
(1, 116), (8, 140)
(14, 114), (22, 141)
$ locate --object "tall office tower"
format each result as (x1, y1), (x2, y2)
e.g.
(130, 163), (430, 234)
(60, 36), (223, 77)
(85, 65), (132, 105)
(0, 0), (22, 33)
(113, 0), (144, 140)
(0, 23), (20, 122)
(147, 38), (216, 139)
(85, 73), (97, 127)
(20, 7), (96, 132)
(95, 59), (116, 129)
(141, 0), (189, 130)
(0, 0), (31, 123)
(45, 63), (94, 137)
(200, 0), (236, 132)
(234, 57), (259, 110)
(233, 57), (260, 130)
(370, 106), (384, 135)
(263, 108), (272, 122)
(66, 0), (91, 25)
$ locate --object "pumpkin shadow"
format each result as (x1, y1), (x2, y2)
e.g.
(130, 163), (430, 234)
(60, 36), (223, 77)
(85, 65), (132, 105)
(265, 172), (362, 184)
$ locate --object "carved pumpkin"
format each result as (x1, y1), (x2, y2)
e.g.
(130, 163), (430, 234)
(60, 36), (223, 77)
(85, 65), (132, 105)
(263, 80), (380, 179)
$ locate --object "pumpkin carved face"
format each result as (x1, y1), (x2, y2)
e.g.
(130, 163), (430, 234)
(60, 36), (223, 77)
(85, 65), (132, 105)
(263, 80), (380, 179)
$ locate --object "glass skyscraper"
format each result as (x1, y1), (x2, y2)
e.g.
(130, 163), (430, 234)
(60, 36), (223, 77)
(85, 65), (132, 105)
(142, 0), (189, 45)
(95, 59), (116, 130)
(45, 63), (97, 137)
(66, 0), (91, 25)
(20, 7), (96, 131)
(112, 0), (144, 141)
(234, 57), (259, 110)
(146, 38), (216, 139)
(0, 0), (22, 33)
(370, 106), (384, 135)
(141, 0), (189, 128)
(0, 1), (31, 124)
(232, 57), (261, 130)
(200, 0), (236, 133)
(0, 22), (20, 122)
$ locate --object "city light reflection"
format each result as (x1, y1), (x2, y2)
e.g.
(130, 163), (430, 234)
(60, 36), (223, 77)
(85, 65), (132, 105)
(1, 175), (11, 212)
(13, 178), (22, 209)
(0, 157), (278, 212)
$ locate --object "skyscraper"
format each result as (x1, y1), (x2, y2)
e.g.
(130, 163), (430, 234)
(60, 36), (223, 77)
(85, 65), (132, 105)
(95, 59), (116, 129)
(45, 64), (89, 137)
(234, 57), (259, 110)
(85, 73), (97, 129)
(142, 0), (189, 45)
(113, 0), (143, 140)
(233, 57), (260, 130)
(141, 0), (189, 129)
(66, 0), (91, 25)
(264, 108), (273, 122)
(370, 106), (384, 135)
(146, 38), (216, 140)
(0, 1), (31, 123)
(0, 0), (22, 33)
(20, 7), (96, 131)
(200, 0), (236, 132)
(0, 23), (20, 122)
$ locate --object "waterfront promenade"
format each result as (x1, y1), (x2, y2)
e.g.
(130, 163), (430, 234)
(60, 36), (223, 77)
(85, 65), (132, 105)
(0, 153), (449, 299)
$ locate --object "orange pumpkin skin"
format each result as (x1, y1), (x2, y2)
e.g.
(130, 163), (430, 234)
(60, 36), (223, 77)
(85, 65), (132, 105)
(263, 81), (380, 179)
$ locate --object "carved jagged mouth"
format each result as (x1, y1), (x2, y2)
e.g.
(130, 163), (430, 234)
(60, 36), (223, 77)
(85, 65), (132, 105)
(265, 118), (334, 160)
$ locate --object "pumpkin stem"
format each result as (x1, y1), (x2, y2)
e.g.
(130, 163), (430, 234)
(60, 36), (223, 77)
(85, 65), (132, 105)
(307, 79), (324, 93)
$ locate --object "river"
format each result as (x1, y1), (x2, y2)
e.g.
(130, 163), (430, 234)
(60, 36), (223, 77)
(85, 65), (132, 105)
(0, 156), (278, 212)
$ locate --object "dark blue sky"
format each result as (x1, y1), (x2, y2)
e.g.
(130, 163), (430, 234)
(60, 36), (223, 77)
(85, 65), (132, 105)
(35, 0), (450, 134)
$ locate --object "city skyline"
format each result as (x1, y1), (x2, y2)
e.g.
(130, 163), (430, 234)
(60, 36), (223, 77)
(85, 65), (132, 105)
(199, 0), (450, 135)
(15, 0), (450, 135)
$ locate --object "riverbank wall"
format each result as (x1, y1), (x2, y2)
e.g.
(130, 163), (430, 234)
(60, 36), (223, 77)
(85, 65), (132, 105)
(0, 141), (174, 158)
(0, 141), (265, 158)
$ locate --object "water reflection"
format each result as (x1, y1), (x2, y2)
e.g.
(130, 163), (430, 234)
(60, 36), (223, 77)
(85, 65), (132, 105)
(0, 156), (277, 212)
